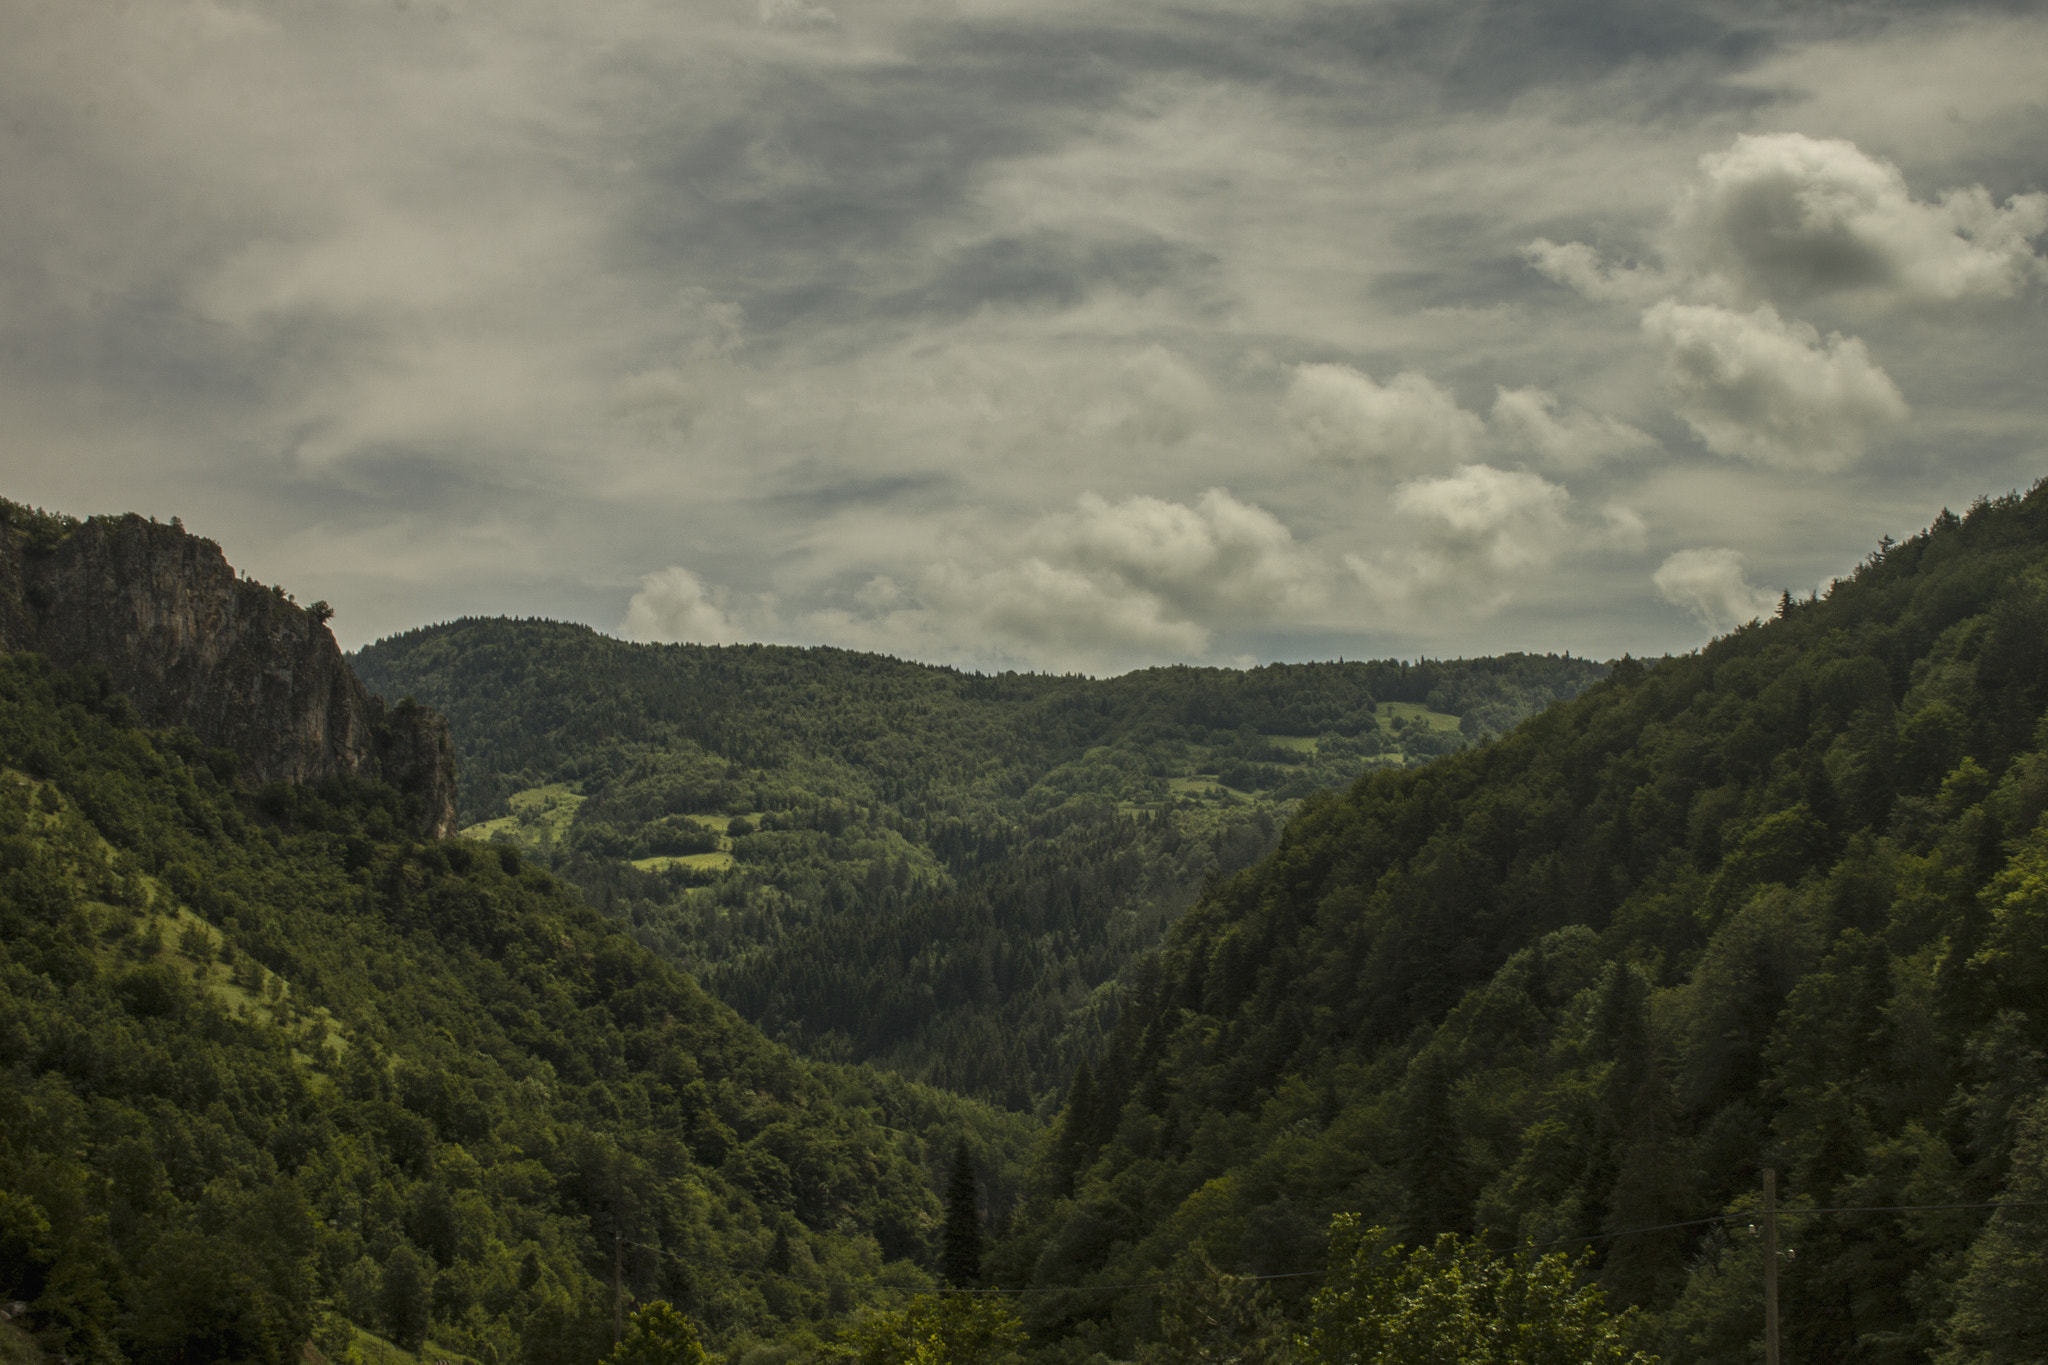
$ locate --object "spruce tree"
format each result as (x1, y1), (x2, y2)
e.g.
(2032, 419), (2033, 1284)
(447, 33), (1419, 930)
(1399, 1051), (1465, 1239)
(942, 1136), (983, 1287)
(1054, 1062), (1097, 1193)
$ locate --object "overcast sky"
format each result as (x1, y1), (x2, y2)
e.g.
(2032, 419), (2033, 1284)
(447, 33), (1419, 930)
(5, 0), (2045, 673)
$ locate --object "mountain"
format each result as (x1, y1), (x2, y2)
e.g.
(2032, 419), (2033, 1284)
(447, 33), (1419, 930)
(993, 486), (2048, 1364)
(0, 503), (1033, 1365)
(351, 621), (1606, 1106)
(0, 502), (455, 838)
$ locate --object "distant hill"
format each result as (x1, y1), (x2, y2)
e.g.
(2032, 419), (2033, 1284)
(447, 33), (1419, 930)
(352, 625), (1605, 1106)
(995, 485), (2048, 1364)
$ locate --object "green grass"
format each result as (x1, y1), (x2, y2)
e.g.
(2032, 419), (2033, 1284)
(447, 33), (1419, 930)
(468, 799), (768, 862)
(682, 811), (766, 832)
(632, 851), (735, 873)
(1375, 701), (1462, 732)
(459, 782), (584, 847)
(1263, 733), (1320, 753)
(1167, 776), (1224, 796)
(342, 1326), (484, 1365)
(21, 769), (346, 1063)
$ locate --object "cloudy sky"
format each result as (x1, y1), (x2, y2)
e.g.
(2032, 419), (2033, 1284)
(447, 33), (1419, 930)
(4, 0), (2045, 673)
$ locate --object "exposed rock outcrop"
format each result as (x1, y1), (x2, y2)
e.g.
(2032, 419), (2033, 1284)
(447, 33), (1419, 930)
(0, 501), (457, 837)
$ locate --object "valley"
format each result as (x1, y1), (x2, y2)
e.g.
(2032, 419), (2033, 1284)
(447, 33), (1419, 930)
(6, 487), (2048, 1365)
(351, 624), (1602, 1107)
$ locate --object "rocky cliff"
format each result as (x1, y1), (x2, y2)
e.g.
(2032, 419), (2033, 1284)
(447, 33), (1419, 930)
(0, 500), (457, 837)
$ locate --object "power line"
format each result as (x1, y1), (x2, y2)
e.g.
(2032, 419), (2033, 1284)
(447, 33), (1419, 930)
(611, 1196), (2048, 1300)
(1528, 1197), (2048, 1252)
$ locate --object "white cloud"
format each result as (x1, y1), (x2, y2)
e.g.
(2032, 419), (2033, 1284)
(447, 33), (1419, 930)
(1490, 386), (1657, 470)
(1349, 464), (1577, 616)
(1282, 363), (1482, 470)
(1653, 547), (1778, 632)
(923, 558), (1213, 660)
(1676, 132), (2048, 307)
(801, 488), (1323, 672)
(1522, 239), (1667, 304)
(1393, 464), (1573, 572)
(1107, 345), (1213, 447)
(1642, 300), (1908, 471)
(619, 566), (758, 645)
(1040, 487), (1319, 618)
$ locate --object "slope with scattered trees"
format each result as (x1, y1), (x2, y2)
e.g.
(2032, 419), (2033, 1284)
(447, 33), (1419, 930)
(0, 652), (1032, 1365)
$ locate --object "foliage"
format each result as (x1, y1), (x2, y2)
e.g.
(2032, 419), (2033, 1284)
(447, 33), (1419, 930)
(989, 485), (2048, 1364)
(835, 1294), (1025, 1365)
(1937, 1093), (2048, 1365)
(1137, 1250), (1287, 1365)
(0, 652), (1030, 1363)
(1298, 1216), (1656, 1365)
(350, 629), (1603, 1104)
(601, 1301), (714, 1365)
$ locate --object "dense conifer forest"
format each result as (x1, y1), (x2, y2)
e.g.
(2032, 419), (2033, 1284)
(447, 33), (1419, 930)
(998, 487), (2048, 1364)
(351, 631), (1603, 1105)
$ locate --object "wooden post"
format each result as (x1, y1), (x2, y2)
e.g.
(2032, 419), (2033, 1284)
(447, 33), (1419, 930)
(1763, 1167), (1780, 1365)
(614, 1225), (624, 1345)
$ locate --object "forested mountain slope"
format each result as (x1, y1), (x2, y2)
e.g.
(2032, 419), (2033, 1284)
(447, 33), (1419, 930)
(997, 487), (2048, 1365)
(352, 627), (1603, 1106)
(0, 653), (1032, 1365)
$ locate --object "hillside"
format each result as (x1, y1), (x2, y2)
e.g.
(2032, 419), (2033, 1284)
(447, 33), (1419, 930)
(0, 649), (1031, 1363)
(992, 486), (2048, 1364)
(352, 625), (1604, 1106)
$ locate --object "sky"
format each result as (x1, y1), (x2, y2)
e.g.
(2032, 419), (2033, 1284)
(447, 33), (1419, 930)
(3, 0), (2045, 674)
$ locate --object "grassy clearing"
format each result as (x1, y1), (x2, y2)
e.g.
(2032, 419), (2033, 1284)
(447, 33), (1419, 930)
(632, 851), (735, 873)
(1263, 733), (1320, 753)
(458, 782), (583, 847)
(341, 1327), (484, 1365)
(682, 811), (766, 832)
(1375, 701), (1462, 732)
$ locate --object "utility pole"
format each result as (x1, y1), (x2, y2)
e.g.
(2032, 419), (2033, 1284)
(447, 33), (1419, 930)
(1763, 1167), (1780, 1365)
(614, 1224), (624, 1345)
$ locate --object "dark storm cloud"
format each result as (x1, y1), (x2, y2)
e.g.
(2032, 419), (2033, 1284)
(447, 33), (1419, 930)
(757, 471), (955, 516)
(890, 230), (1216, 318)
(610, 0), (1767, 348)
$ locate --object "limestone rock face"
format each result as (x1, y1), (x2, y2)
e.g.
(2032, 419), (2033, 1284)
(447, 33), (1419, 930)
(0, 504), (457, 838)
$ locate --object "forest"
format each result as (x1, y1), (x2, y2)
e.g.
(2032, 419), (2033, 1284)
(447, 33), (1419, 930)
(0, 653), (1032, 1365)
(996, 488), (2048, 1364)
(7, 481), (2048, 1365)
(351, 633), (1603, 1107)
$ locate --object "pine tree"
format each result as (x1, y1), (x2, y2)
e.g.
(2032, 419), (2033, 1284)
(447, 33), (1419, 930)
(1942, 1094), (2048, 1363)
(1054, 1061), (1098, 1194)
(942, 1137), (983, 1287)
